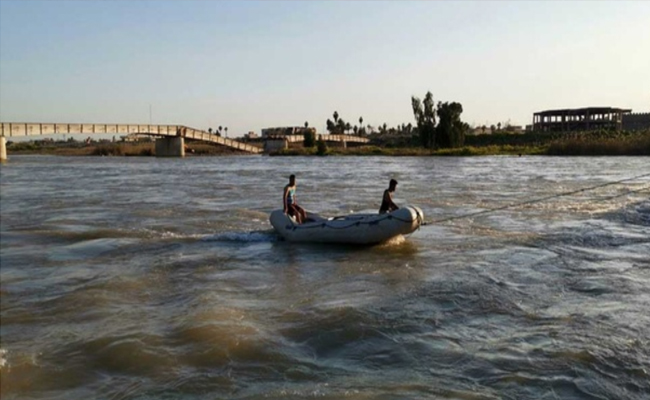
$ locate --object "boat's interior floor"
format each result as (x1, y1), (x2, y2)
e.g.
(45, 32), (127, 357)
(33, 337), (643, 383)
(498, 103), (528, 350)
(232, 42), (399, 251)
(300, 212), (383, 224)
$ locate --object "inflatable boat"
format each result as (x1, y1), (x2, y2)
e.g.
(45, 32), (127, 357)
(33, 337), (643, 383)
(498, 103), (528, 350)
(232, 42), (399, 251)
(269, 206), (424, 245)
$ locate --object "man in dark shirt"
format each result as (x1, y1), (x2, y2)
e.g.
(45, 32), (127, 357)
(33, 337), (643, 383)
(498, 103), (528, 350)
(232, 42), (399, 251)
(379, 179), (399, 214)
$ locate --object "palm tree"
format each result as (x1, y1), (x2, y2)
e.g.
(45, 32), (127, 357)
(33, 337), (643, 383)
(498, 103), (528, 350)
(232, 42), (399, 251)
(208, 128), (213, 134)
(304, 121), (309, 128)
(218, 126), (223, 135)
(326, 119), (335, 134)
(359, 116), (363, 127)
(225, 127), (228, 138)
(333, 111), (339, 124)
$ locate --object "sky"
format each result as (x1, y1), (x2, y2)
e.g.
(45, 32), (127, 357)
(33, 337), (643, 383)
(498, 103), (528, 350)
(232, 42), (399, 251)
(1, 0), (649, 138)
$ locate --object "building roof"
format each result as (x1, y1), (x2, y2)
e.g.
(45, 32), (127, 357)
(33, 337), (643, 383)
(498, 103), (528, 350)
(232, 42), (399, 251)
(534, 107), (632, 116)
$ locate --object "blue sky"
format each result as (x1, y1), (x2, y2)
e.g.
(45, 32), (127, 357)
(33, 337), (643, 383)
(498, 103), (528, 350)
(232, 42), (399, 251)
(1, 1), (649, 137)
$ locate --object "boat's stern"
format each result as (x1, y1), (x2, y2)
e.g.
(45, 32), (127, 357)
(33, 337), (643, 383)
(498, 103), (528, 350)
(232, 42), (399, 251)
(269, 210), (294, 239)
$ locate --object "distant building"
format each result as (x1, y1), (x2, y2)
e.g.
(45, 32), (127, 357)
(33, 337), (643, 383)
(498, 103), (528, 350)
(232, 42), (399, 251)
(622, 112), (650, 131)
(469, 124), (523, 135)
(244, 131), (259, 140)
(533, 107), (631, 132)
(504, 125), (524, 134)
(261, 126), (316, 138)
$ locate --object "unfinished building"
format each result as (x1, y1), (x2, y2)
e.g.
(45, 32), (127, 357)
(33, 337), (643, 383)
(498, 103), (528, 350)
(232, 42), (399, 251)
(532, 107), (631, 132)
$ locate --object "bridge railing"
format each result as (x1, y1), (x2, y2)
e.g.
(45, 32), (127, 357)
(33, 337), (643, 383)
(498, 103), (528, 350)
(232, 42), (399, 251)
(0, 123), (182, 137)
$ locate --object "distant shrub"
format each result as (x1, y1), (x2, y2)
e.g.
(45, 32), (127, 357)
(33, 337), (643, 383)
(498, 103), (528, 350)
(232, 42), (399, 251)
(138, 148), (154, 156)
(7, 142), (38, 151)
(303, 131), (316, 148)
(316, 139), (328, 155)
(272, 147), (315, 156)
(546, 130), (650, 156)
(92, 144), (124, 156)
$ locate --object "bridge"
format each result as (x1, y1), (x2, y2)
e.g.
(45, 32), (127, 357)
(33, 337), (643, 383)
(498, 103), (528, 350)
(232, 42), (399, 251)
(0, 122), (369, 160)
(263, 133), (369, 152)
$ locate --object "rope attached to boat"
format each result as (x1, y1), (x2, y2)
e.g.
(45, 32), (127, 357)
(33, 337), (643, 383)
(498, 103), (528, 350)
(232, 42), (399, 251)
(423, 173), (650, 225)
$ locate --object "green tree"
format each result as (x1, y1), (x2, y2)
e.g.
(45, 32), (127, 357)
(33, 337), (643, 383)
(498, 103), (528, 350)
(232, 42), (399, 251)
(336, 119), (346, 135)
(333, 111), (339, 124)
(436, 101), (467, 148)
(303, 130), (316, 148)
(316, 138), (328, 155)
(412, 91), (436, 148)
(326, 119), (335, 134)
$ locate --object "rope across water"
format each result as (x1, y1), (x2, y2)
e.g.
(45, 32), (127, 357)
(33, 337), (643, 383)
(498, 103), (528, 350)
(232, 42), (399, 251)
(424, 173), (650, 225)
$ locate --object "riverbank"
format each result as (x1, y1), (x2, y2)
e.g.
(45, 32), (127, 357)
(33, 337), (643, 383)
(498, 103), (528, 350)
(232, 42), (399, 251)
(6, 129), (649, 156)
(274, 133), (650, 156)
(273, 144), (547, 156)
(5, 141), (252, 156)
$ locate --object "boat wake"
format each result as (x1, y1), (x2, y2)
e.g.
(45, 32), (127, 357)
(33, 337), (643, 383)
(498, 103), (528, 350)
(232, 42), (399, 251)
(202, 229), (279, 243)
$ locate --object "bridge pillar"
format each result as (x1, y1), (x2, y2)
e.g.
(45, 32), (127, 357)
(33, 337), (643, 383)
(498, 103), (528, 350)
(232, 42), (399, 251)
(342, 138), (347, 149)
(0, 137), (6, 162)
(264, 138), (288, 153)
(155, 137), (185, 157)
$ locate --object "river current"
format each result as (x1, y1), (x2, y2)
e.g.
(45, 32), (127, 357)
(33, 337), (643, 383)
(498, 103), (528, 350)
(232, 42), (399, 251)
(1, 155), (649, 399)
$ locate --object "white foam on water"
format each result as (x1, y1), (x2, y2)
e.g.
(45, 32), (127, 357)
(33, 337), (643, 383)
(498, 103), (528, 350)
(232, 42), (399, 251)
(159, 231), (205, 240)
(0, 348), (7, 369)
(202, 230), (279, 243)
(378, 235), (406, 246)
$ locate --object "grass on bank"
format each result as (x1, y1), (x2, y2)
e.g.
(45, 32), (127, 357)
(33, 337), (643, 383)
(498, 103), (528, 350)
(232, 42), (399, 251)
(272, 144), (546, 156)
(546, 131), (650, 156)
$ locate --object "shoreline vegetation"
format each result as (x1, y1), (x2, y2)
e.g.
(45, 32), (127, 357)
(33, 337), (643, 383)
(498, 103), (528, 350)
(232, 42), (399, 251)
(6, 129), (649, 157)
(5, 91), (649, 157)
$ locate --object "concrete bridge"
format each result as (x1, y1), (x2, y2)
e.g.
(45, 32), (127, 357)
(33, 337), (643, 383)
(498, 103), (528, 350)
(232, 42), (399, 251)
(0, 122), (370, 161)
(0, 122), (262, 160)
(263, 134), (369, 152)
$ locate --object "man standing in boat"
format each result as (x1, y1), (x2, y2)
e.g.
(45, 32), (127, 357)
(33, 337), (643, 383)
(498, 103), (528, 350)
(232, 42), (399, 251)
(379, 179), (399, 214)
(284, 174), (307, 224)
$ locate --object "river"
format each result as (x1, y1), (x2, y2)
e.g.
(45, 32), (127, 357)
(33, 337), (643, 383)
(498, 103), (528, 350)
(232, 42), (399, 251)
(1, 155), (649, 399)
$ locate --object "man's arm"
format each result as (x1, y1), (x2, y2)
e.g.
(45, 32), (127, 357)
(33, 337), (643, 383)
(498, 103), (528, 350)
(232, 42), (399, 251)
(386, 191), (399, 210)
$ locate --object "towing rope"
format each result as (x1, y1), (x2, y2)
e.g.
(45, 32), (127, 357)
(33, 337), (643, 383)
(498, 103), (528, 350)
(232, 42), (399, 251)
(424, 173), (650, 225)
